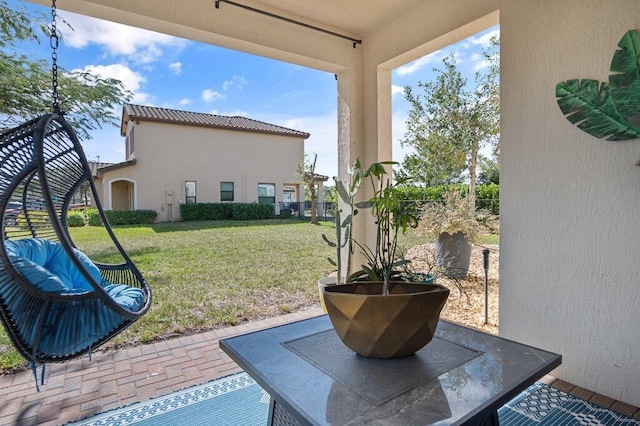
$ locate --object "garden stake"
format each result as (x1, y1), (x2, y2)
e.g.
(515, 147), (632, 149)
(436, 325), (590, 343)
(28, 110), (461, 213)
(483, 248), (490, 325)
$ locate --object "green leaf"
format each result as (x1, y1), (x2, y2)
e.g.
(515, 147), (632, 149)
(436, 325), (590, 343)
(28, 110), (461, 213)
(367, 163), (388, 178)
(321, 234), (337, 247)
(340, 215), (352, 227)
(556, 79), (640, 140)
(609, 30), (640, 128)
(354, 200), (373, 209)
(335, 180), (351, 203)
(360, 265), (380, 281)
(327, 257), (337, 266)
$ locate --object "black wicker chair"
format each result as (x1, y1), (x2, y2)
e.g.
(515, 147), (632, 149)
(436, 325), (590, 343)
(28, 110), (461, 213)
(0, 113), (151, 387)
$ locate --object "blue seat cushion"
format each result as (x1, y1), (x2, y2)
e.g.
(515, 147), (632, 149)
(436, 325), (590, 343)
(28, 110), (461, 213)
(3, 238), (145, 356)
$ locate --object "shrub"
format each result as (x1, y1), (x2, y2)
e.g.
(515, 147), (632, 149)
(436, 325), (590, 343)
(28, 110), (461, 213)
(103, 210), (157, 225)
(396, 184), (468, 202)
(231, 203), (274, 220)
(476, 183), (500, 215)
(66, 211), (86, 227)
(418, 190), (494, 241)
(86, 209), (103, 226)
(397, 183), (499, 214)
(180, 203), (233, 221)
(279, 207), (293, 219)
(180, 202), (274, 221)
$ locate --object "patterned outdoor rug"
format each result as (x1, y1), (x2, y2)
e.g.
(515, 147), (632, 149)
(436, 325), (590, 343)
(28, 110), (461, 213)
(70, 374), (639, 425)
(69, 372), (270, 426)
(498, 382), (640, 425)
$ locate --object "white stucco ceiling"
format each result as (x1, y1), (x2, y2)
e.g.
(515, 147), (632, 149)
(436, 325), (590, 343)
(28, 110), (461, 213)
(242, 0), (426, 37)
(30, 0), (426, 42)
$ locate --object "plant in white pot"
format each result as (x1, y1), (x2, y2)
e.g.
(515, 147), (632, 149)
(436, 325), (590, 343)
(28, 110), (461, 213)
(321, 159), (451, 359)
(418, 190), (494, 279)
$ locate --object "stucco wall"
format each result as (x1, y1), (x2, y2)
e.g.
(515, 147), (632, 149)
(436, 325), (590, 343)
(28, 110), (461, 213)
(100, 121), (304, 221)
(500, 0), (640, 406)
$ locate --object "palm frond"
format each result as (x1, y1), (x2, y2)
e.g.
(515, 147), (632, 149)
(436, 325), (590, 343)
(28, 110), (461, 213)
(555, 79), (640, 141)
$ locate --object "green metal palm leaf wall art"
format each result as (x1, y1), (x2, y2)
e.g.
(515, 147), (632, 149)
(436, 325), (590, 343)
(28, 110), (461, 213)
(556, 30), (640, 142)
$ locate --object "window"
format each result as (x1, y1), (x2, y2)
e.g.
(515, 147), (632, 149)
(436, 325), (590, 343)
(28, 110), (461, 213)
(126, 127), (135, 159)
(220, 182), (234, 201)
(258, 183), (275, 204)
(185, 181), (197, 204)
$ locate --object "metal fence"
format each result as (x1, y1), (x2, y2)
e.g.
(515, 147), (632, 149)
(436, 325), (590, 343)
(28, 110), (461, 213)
(280, 198), (499, 222)
(279, 201), (336, 221)
(401, 199), (500, 216)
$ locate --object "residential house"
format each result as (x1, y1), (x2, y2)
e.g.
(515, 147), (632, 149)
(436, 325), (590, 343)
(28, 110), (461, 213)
(93, 104), (311, 221)
(35, 0), (640, 408)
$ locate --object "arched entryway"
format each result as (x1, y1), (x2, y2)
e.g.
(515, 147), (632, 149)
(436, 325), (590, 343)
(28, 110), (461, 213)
(110, 179), (135, 210)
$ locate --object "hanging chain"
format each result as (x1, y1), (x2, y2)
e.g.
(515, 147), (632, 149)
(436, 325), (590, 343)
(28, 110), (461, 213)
(50, 0), (60, 113)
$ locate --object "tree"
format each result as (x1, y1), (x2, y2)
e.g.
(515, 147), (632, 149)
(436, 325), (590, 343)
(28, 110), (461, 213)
(478, 157), (499, 185)
(399, 36), (499, 208)
(297, 153), (319, 224)
(0, 0), (131, 139)
(323, 185), (337, 204)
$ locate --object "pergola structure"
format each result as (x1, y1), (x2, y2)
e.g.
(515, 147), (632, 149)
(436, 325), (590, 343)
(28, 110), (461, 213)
(31, 0), (640, 407)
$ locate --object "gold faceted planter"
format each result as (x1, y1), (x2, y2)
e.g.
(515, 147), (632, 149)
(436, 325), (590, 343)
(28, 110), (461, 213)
(323, 281), (450, 359)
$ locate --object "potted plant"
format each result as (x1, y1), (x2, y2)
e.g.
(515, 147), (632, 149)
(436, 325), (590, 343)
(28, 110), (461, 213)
(418, 189), (494, 279)
(397, 246), (466, 291)
(321, 159), (450, 359)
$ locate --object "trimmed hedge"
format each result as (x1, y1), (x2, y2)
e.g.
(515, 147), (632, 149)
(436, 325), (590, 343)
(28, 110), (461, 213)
(86, 209), (103, 226)
(396, 183), (500, 215)
(396, 184), (468, 202)
(231, 203), (274, 220)
(67, 211), (86, 227)
(104, 210), (157, 225)
(180, 202), (275, 221)
(180, 203), (233, 221)
(86, 209), (157, 226)
(476, 183), (500, 215)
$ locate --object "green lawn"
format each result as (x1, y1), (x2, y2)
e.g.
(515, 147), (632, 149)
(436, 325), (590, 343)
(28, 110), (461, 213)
(0, 218), (498, 372)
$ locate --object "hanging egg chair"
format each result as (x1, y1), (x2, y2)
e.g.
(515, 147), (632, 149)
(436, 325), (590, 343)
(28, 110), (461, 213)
(0, 0), (151, 388)
(0, 113), (151, 374)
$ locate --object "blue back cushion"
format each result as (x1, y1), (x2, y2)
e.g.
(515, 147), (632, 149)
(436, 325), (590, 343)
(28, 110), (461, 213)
(5, 238), (102, 292)
(3, 238), (145, 356)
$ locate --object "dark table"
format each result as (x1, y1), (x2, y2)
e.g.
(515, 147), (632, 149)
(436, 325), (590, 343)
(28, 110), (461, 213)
(220, 315), (561, 425)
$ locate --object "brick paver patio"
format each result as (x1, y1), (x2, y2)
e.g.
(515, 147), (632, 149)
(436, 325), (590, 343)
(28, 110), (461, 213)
(0, 308), (638, 425)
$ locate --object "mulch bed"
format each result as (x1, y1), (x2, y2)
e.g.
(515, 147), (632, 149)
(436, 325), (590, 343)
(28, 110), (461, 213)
(406, 243), (499, 335)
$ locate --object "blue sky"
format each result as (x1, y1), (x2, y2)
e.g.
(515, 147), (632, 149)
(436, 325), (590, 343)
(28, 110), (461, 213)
(12, 0), (498, 179)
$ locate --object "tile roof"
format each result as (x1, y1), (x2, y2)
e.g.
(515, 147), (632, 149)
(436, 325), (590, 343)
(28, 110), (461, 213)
(122, 104), (310, 139)
(95, 159), (137, 177)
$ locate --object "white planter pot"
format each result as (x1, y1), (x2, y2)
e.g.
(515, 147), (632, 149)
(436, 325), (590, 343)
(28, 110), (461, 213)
(318, 276), (337, 314)
(435, 231), (472, 279)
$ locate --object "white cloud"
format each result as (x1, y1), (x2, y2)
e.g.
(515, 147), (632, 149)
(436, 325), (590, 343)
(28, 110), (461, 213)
(280, 114), (338, 179)
(392, 110), (413, 163)
(396, 51), (442, 76)
(201, 89), (225, 102)
(169, 62), (182, 75)
(209, 109), (248, 117)
(58, 11), (186, 64)
(469, 29), (500, 49)
(391, 85), (405, 96)
(222, 75), (249, 91)
(73, 63), (149, 103)
(470, 53), (491, 72)
(262, 111), (415, 179)
(178, 98), (191, 106)
(224, 110), (248, 117)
